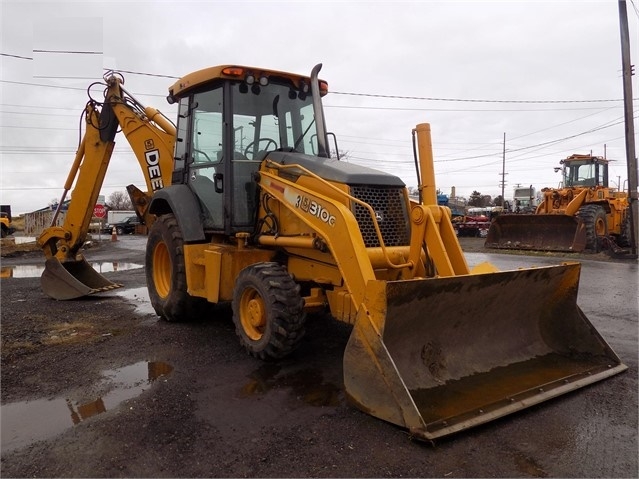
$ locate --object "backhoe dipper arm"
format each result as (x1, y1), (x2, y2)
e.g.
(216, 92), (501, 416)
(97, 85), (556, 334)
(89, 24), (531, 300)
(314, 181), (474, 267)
(38, 75), (175, 262)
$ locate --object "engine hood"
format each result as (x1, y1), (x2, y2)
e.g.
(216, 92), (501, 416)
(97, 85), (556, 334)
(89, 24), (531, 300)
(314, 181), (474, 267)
(266, 151), (405, 187)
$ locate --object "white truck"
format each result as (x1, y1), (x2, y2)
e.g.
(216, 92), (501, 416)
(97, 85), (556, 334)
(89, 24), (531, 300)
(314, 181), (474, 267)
(107, 210), (135, 224)
(512, 186), (537, 213)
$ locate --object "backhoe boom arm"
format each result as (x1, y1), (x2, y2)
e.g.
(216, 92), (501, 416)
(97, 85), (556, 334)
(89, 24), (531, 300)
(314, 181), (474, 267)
(38, 74), (176, 300)
(38, 75), (175, 261)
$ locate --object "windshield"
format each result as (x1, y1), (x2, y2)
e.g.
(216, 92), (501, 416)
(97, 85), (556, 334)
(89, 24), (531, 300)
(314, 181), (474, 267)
(564, 160), (606, 187)
(231, 81), (319, 159)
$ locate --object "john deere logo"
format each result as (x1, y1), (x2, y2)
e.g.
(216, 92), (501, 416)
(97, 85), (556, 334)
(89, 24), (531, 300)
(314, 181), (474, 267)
(375, 210), (384, 222)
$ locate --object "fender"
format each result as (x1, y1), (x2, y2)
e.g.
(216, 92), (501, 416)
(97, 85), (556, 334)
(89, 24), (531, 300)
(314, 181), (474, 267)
(149, 185), (206, 242)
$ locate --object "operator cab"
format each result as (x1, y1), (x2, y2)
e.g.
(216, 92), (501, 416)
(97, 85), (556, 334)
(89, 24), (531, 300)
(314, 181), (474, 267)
(561, 154), (608, 188)
(168, 65), (329, 235)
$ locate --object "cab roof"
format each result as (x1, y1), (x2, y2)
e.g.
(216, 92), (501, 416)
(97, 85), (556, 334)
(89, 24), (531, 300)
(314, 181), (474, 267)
(168, 65), (327, 101)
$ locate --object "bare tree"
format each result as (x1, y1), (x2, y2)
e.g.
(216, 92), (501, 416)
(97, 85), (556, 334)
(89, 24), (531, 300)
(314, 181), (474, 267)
(106, 191), (133, 210)
(331, 149), (351, 160)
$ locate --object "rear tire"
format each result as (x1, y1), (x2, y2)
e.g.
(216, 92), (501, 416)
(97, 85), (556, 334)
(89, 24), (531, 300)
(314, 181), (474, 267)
(146, 213), (201, 322)
(577, 204), (608, 251)
(232, 262), (306, 360)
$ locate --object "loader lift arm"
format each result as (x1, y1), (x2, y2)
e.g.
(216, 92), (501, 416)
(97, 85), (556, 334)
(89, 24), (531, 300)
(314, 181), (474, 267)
(37, 72), (176, 300)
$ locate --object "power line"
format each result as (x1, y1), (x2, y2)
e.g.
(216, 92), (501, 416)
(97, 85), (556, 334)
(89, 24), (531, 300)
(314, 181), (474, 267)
(1, 53), (179, 79)
(0, 110), (78, 117)
(0, 103), (79, 111)
(32, 49), (103, 55)
(0, 79), (168, 98)
(324, 104), (621, 112)
(105, 69), (178, 80)
(1, 79), (87, 92)
(330, 91), (630, 104)
(1, 53), (32, 60)
(507, 106), (619, 141)
(342, 116), (632, 169)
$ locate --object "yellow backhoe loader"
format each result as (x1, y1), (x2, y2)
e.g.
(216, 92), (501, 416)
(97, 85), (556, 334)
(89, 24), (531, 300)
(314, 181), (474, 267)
(485, 154), (631, 252)
(39, 65), (626, 441)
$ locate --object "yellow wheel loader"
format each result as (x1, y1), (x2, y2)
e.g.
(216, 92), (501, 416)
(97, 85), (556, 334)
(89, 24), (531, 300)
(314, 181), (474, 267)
(1, 212), (15, 238)
(39, 65), (626, 441)
(485, 154), (632, 252)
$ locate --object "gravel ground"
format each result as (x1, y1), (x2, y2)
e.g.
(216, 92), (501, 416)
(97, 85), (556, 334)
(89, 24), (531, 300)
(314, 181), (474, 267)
(1, 235), (637, 478)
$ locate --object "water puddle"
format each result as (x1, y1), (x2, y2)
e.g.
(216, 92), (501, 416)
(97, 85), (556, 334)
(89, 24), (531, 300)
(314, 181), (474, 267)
(0, 262), (143, 279)
(240, 364), (341, 407)
(116, 287), (156, 316)
(0, 360), (173, 453)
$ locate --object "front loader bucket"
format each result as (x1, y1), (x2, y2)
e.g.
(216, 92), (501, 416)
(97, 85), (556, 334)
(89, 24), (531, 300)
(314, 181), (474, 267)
(485, 214), (587, 252)
(343, 263), (626, 441)
(41, 257), (122, 300)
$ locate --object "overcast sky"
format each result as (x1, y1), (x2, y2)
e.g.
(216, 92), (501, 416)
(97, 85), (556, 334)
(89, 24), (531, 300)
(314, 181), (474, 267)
(1, 0), (637, 215)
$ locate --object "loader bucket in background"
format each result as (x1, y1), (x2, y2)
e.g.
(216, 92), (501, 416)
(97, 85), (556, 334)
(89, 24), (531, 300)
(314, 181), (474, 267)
(41, 257), (123, 300)
(485, 214), (587, 252)
(343, 263), (626, 441)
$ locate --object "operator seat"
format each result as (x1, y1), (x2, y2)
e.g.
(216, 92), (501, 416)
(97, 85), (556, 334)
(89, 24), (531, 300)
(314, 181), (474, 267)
(233, 158), (260, 226)
(189, 174), (223, 225)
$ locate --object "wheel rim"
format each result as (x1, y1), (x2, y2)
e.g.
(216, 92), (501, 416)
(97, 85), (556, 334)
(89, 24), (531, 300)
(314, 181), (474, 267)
(239, 287), (266, 341)
(595, 217), (606, 236)
(152, 241), (171, 299)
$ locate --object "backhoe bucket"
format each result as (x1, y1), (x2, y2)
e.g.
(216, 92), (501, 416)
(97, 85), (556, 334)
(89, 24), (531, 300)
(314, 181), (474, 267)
(343, 263), (626, 441)
(485, 214), (587, 252)
(41, 257), (122, 300)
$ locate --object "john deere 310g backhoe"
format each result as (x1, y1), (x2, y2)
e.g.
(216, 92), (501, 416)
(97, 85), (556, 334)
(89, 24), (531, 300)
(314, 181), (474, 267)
(38, 65), (626, 441)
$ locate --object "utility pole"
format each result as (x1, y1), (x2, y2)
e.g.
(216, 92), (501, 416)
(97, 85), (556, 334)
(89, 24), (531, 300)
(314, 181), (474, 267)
(618, 0), (637, 255)
(499, 132), (507, 201)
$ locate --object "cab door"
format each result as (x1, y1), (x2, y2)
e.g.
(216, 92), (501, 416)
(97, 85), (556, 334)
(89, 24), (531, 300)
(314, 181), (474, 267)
(183, 86), (226, 230)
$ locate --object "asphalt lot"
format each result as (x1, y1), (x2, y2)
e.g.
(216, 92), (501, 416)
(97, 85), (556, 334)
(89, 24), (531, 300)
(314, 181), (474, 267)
(1, 236), (637, 477)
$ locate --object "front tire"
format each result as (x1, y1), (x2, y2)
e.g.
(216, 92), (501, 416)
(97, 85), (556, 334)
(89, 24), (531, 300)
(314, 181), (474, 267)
(577, 204), (608, 251)
(232, 262), (306, 360)
(146, 214), (194, 322)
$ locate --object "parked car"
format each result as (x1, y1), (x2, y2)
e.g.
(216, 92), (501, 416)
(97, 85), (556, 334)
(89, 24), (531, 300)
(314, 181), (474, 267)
(102, 215), (140, 235)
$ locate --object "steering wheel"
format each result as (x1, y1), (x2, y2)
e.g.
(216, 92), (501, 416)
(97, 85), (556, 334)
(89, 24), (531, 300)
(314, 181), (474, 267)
(244, 138), (277, 160)
(193, 149), (212, 163)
